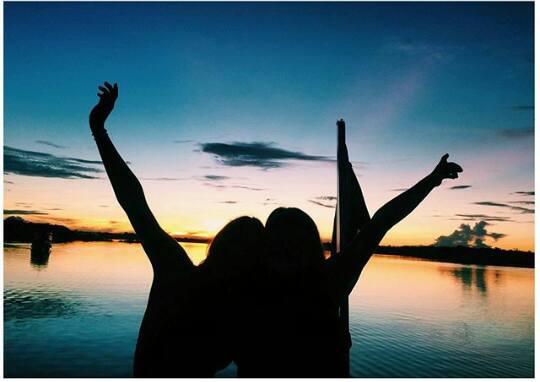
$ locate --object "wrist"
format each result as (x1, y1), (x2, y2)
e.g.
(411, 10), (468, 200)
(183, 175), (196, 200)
(427, 171), (442, 187)
(91, 123), (107, 138)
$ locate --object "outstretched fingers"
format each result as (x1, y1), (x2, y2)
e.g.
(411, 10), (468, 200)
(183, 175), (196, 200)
(97, 82), (118, 101)
(104, 82), (114, 92)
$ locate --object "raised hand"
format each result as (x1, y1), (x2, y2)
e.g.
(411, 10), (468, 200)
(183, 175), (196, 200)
(431, 154), (463, 186)
(90, 82), (118, 130)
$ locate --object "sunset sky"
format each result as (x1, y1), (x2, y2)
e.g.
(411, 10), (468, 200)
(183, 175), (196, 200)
(4, 2), (534, 250)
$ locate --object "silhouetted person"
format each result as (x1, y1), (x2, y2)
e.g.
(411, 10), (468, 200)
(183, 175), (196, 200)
(237, 121), (463, 376)
(89, 82), (265, 377)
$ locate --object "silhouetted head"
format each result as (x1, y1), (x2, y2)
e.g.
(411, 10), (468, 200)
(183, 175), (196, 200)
(202, 216), (264, 279)
(264, 207), (325, 276)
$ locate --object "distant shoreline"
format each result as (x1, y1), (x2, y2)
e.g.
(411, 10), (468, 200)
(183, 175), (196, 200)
(4, 216), (534, 269)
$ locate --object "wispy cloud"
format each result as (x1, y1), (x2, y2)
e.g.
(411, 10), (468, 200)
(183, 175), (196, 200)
(434, 220), (506, 248)
(4, 209), (48, 215)
(512, 191), (534, 196)
(204, 175), (230, 181)
(219, 201), (237, 204)
(454, 214), (512, 222)
(199, 141), (330, 169)
(308, 199), (334, 208)
(473, 201), (534, 214)
(510, 105), (534, 111)
(35, 140), (67, 149)
(449, 185), (472, 190)
(141, 177), (186, 181)
(202, 182), (264, 191)
(316, 195), (337, 201)
(386, 40), (459, 63)
(173, 140), (194, 144)
(231, 185), (265, 191)
(499, 127), (534, 139)
(508, 200), (535, 205)
(4, 146), (102, 179)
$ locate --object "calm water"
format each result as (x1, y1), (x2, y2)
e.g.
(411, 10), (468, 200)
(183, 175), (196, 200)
(4, 242), (534, 377)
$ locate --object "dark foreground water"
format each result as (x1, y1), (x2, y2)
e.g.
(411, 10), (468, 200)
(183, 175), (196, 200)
(4, 242), (534, 377)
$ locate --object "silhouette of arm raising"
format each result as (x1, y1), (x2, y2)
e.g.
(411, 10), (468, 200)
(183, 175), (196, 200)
(331, 154), (462, 297)
(89, 82), (193, 274)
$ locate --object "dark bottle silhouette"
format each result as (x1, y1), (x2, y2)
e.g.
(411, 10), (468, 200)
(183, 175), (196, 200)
(236, 119), (462, 377)
(89, 82), (264, 377)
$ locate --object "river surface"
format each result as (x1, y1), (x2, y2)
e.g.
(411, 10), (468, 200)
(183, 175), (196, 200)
(4, 242), (534, 377)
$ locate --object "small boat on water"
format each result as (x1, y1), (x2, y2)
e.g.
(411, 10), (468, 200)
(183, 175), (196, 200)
(31, 232), (52, 267)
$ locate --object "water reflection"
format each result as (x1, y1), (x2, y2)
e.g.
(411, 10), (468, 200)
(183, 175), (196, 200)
(30, 232), (52, 269)
(30, 247), (51, 268)
(438, 265), (495, 295)
(5, 288), (84, 321)
(3, 244), (534, 378)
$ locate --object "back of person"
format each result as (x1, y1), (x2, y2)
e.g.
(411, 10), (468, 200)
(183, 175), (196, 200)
(134, 271), (230, 377)
(236, 207), (347, 377)
(236, 271), (346, 377)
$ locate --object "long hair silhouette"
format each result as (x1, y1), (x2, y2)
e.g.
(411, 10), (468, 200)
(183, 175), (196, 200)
(237, 119), (463, 377)
(89, 82), (265, 377)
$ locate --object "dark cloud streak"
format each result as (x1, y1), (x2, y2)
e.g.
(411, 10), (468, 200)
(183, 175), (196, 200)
(199, 141), (330, 169)
(4, 209), (48, 215)
(499, 127), (534, 139)
(4, 146), (102, 179)
(473, 201), (534, 214)
(36, 140), (68, 149)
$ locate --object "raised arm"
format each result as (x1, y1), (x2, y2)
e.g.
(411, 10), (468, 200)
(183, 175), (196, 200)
(330, 154), (462, 297)
(89, 82), (193, 274)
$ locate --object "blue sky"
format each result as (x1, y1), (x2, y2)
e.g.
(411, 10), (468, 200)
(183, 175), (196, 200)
(4, 2), (534, 249)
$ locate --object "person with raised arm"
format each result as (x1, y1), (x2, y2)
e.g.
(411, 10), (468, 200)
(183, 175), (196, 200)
(89, 82), (265, 377)
(242, 119), (462, 377)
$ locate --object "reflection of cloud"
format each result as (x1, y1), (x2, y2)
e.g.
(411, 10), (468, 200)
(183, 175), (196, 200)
(473, 201), (534, 214)
(449, 185), (472, 190)
(499, 127), (534, 139)
(35, 140), (67, 149)
(199, 141), (330, 169)
(5, 146), (102, 179)
(439, 266), (489, 295)
(509, 200), (535, 205)
(434, 221), (506, 248)
(513, 191), (534, 196)
(4, 209), (48, 215)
